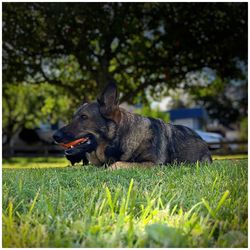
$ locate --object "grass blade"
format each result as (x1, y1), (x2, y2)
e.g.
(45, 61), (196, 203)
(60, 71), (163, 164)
(215, 190), (230, 213)
(211, 176), (218, 193)
(125, 178), (134, 212)
(105, 187), (114, 219)
(202, 198), (216, 218)
(28, 190), (40, 216)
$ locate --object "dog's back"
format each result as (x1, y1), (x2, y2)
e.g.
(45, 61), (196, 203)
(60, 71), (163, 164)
(105, 110), (212, 165)
(148, 117), (212, 164)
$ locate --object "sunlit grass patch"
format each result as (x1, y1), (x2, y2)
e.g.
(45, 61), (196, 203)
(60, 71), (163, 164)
(3, 157), (69, 169)
(212, 154), (248, 160)
(2, 158), (248, 247)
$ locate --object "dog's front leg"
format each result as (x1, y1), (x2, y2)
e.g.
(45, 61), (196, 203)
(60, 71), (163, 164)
(66, 153), (89, 166)
(109, 161), (155, 170)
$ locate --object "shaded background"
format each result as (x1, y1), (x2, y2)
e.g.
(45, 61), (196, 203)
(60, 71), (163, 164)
(2, 2), (247, 156)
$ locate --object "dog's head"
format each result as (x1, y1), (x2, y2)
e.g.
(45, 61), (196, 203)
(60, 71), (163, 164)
(53, 83), (121, 157)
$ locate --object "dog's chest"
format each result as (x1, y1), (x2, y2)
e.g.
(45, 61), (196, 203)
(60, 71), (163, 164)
(86, 141), (121, 166)
(86, 142), (108, 166)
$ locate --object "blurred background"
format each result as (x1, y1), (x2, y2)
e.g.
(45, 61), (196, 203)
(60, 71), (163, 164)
(2, 2), (247, 158)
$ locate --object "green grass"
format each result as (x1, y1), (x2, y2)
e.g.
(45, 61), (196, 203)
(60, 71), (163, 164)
(2, 157), (69, 169)
(2, 157), (248, 247)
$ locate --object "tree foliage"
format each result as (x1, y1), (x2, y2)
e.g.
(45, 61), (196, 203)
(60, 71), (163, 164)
(3, 3), (247, 100)
(2, 2), (247, 129)
(3, 83), (72, 144)
(136, 106), (170, 123)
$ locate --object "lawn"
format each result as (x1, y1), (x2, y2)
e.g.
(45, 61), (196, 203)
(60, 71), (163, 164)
(2, 157), (248, 247)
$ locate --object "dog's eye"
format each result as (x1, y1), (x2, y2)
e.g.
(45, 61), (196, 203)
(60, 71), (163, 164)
(80, 114), (88, 119)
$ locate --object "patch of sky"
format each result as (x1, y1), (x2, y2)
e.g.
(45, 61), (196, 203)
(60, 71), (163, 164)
(185, 67), (217, 87)
(111, 37), (119, 52)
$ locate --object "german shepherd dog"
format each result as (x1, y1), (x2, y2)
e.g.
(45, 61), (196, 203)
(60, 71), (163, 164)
(53, 83), (212, 169)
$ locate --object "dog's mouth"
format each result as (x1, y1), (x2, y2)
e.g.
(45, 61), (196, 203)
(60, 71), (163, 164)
(59, 137), (90, 149)
(57, 134), (96, 156)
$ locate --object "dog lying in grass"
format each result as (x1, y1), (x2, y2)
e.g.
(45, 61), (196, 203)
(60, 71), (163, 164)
(53, 83), (212, 169)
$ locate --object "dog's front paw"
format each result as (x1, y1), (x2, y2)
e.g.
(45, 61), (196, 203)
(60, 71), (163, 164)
(109, 161), (154, 170)
(109, 161), (126, 170)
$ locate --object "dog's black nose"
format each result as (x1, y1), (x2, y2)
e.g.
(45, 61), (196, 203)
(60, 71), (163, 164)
(53, 130), (64, 143)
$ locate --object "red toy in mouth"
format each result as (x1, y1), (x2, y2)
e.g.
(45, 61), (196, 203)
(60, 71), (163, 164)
(60, 138), (88, 149)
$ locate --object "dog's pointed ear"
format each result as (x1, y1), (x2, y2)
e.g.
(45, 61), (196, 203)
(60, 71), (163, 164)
(97, 83), (121, 123)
